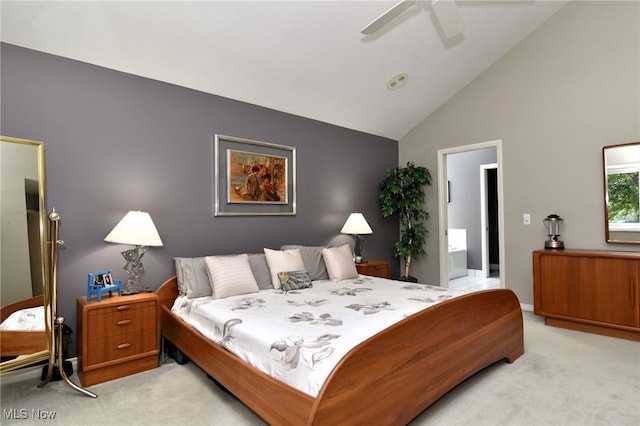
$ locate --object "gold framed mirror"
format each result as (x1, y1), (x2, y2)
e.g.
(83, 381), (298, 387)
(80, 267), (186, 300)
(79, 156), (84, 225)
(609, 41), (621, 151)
(603, 141), (640, 244)
(0, 136), (53, 373)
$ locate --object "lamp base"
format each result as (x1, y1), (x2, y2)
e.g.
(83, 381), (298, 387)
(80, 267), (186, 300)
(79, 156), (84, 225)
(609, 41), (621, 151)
(120, 246), (150, 294)
(544, 240), (565, 250)
(352, 235), (366, 264)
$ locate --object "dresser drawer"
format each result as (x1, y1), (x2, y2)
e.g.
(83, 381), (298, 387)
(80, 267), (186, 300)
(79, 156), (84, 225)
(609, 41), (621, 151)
(87, 301), (156, 340)
(86, 329), (157, 366)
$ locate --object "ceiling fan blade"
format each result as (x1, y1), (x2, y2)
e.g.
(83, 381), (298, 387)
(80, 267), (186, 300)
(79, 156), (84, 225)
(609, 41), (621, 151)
(431, 0), (464, 38)
(360, 0), (418, 35)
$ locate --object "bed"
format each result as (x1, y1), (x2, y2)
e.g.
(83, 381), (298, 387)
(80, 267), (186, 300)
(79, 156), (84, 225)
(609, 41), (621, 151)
(156, 246), (524, 425)
(0, 295), (47, 357)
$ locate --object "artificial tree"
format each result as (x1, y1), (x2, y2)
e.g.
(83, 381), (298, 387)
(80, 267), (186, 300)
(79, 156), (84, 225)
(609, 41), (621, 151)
(380, 162), (432, 281)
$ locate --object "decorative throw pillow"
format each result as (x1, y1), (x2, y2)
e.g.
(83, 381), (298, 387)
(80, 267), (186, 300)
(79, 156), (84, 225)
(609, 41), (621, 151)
(247, 253), (273, 290)
(281, 245), (329, 281)
(204, 254), (260, 299)
(278, 270), (313, 292)
(174, 257), (213, 298)
(264, 248), (306, 289)
(322, 244), (359, 281)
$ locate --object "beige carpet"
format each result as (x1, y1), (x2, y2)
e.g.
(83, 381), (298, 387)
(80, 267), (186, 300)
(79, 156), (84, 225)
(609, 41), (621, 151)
(1, 311), (638, 425)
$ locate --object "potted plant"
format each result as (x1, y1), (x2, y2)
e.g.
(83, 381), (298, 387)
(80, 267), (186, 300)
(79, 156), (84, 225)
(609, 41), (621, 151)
(380, 162), (432, 281)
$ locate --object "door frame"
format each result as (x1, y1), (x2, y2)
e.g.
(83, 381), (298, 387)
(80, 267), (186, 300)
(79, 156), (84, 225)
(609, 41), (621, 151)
(437, 140), (505, 288)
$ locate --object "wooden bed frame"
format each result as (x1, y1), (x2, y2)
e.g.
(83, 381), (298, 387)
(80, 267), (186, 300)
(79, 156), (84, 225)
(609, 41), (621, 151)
(0, 294), (47, 358)
(156, 276), (524, 425)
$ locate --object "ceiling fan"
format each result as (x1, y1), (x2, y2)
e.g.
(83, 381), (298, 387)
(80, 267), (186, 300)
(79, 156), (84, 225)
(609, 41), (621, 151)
(361, 0), (465, 38)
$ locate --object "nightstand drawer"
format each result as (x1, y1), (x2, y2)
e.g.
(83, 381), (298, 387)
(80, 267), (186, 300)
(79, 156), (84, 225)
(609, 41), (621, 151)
(86, 299), (155, 317)
(87, 303), (155, 340)
(86, 329), (157, 365)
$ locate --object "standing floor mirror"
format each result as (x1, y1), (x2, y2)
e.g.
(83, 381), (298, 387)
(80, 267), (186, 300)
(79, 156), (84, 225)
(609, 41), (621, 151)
(0, 136), (54, 374)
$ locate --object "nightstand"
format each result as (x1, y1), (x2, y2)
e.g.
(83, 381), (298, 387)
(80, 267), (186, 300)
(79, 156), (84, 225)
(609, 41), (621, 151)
(356, 260), (390, 279)
(77, 292), (159, 387)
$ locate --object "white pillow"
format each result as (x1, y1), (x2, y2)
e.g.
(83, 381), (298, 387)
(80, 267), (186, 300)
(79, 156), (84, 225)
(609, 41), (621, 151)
(263, 248), (306, 289)
(322, 244), (359, 281)
(204, 254), (260, 299)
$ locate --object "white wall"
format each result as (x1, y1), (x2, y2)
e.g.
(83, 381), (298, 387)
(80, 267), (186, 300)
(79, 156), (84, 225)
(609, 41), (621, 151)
(399, 1), (640, 304)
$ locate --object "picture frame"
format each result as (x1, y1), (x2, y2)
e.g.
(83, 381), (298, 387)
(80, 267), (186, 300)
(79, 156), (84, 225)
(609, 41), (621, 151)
(87, 270), (122, 302)
(214, 134), (296, 216)
(92, 271), (114, 287)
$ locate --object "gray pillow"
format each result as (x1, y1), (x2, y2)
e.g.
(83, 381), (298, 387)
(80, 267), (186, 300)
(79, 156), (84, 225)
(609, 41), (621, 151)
(280, 245), (329, 281)
(248, 253), (273, 290)
(174, 257), (187, 296)
(174, 257), (213, 298)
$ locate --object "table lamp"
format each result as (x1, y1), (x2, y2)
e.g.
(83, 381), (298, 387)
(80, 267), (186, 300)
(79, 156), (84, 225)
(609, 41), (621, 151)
(340, 212), (373, 263)
(104, 211), (163, 294)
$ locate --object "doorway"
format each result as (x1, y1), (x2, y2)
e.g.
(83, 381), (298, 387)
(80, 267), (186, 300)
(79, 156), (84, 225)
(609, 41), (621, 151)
(480, 163), (499, 279)
(437, 140), (505, 290)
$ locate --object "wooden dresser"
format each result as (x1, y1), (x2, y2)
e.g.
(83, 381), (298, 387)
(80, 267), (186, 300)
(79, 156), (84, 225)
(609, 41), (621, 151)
(356, 260), (390, 279)
(533, 249), (640, 341)
(77, 292), (160, 386)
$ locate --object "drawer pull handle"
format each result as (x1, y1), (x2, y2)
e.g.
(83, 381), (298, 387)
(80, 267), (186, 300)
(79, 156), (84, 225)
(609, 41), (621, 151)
(116, 319), (132, 326)
(116, 343), (131, 350)
(116, 305), (131, 311)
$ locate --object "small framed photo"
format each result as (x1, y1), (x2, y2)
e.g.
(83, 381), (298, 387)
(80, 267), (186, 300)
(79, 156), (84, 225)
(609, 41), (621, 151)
(93, 272), (114, 287)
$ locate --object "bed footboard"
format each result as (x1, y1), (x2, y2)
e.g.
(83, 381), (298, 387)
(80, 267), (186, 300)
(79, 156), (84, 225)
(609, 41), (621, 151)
(309, 289), (524, 425)
(0, 295), (47, 357)
(156, 277), (523, 426)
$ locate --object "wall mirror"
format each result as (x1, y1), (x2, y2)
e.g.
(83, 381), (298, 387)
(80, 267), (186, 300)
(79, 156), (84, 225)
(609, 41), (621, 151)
(603, 141), (640, 244)
(0, 136), (53, 373)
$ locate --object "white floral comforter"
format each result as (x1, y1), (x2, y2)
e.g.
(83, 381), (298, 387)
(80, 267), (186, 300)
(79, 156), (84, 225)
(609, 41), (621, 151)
(171, 275), (470, 397)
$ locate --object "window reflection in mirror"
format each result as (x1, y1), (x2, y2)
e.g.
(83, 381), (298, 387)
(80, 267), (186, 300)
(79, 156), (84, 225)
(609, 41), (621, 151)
(604, 141), (640, 244)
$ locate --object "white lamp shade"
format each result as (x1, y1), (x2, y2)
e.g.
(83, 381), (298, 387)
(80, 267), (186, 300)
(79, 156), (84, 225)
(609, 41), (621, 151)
(340, 213), (373, 235)
(104, 211), (163, 247)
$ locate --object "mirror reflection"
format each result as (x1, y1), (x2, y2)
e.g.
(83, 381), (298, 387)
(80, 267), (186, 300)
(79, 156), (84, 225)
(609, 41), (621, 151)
(603, 141), (640, 244)
(0, 136), (52, 372)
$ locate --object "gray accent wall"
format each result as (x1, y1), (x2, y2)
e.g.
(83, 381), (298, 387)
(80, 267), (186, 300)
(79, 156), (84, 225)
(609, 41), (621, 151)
(1, 43), (399, 356)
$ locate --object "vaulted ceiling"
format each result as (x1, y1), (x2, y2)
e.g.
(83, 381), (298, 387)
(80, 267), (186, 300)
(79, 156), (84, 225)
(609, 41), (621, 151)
(0, 1), (568, 139)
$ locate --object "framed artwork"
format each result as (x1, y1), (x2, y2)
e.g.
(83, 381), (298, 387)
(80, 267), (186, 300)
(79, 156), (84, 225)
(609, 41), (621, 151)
(214, 134), (296, 216)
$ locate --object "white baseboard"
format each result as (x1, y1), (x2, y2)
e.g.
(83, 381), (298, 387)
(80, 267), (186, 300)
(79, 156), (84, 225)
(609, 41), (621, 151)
(520, 303), (534, 312)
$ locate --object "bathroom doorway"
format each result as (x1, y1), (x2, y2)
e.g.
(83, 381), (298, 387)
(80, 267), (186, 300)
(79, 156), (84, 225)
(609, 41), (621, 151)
(437, 140), (505, 290)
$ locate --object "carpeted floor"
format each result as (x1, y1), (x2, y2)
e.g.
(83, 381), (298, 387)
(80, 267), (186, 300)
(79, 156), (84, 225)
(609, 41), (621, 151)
(1, 311), (638, 425)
